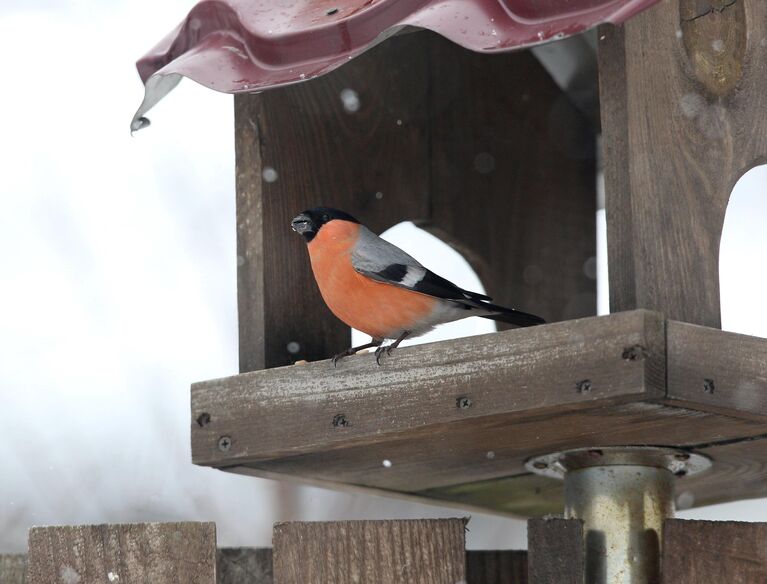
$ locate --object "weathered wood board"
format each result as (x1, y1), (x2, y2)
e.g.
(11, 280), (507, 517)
(193, 310), (664, 466)
(235, 30), (596, 372)
(192, 310), (767, 516)
(528, 518), (584, 584)
(272, 519), (466, 584)
(666, 321), (767, 418)
(26, 523), (216, 584)
(0, 554), (26, 584)
(662, 519), (767, 583)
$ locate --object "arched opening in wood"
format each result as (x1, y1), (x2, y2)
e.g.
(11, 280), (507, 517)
(720, 164), (767, 337)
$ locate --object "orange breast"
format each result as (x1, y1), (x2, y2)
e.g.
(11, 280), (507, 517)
(307, 221), (436, 339)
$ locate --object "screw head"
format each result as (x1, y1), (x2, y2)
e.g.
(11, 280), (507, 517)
(332, 414), (349, 428)
(576, 379), (592, 393)
(196, 412), (211, 427)
(456, 396), (473, 409)
(218, 436), (232, 452)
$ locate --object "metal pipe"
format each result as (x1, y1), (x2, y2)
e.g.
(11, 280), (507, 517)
(565, 464), (673, 584)
(526, 447), (711, 584)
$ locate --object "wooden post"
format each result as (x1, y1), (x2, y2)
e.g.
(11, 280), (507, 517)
(599, 0), (767, 328)
(26, 522), (216, 584)
(272, 519), (466, 584)
(662, 519), (767, 582)
(0, 554), (26, 584)
(235, 30), (596, 371)
(527, 518), (584, 584)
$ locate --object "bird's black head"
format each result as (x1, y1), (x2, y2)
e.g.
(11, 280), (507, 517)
(291, 207), (360, 242)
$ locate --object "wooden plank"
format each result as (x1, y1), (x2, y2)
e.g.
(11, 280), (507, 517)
(250, 401), (767, 492)
(27, 522), (216, 584)
(598, 0), (767, 328)
(193, 310), (665, 466)
(235, 32), (431, 372)
(466, 550), (527, 584)
(677, 436), (767, 509)
(527, 518), (584, 584)
(662, 519), (767, 583)
(666, 320), (767, 418)
(217, 548), (273, 584)
(426, 39), (596, 325)
(272, 519), (466, 584)
(0, 554), (26, 583)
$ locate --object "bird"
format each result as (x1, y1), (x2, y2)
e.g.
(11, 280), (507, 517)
(291, 207), (545, 365)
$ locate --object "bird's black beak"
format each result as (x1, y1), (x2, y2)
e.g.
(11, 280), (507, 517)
(291, 213), (316, 240)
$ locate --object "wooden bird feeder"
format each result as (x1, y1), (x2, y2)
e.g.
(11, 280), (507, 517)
(128, 1), (767, 582)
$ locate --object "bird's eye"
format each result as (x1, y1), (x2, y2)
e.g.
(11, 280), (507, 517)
(322, 214), (330, 222)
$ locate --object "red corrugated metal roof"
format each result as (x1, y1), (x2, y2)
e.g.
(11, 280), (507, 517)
(132, 0), (658, 131)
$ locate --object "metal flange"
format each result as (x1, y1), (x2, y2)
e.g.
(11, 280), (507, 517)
(525, 445), (712, 479)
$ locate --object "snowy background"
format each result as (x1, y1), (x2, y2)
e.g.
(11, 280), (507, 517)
(1, 0), (765, 553)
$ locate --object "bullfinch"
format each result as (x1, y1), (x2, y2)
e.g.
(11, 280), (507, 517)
(291, 207), (545, 365)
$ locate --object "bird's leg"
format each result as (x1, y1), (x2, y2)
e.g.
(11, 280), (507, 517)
(387, 330), (410, 355)
(332, 339), (383, 367)
(375, 331), (411, 365)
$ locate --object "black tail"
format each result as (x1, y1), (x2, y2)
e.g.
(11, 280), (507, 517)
(479, 303), (546, 327)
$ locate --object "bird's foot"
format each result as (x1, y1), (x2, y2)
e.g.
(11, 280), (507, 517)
(374, 345), (387, 366)
(332, 350), (353, 367)
(332, 340), (384, 367)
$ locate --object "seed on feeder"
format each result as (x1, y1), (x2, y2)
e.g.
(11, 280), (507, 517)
(382, 459), (393, 468)
(326, 7), (339, 15)
(486, 451), (496, 460)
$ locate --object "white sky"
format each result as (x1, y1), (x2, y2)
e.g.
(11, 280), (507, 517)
(1, 0), (766, 554)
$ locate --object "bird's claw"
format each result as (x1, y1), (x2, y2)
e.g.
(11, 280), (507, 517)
(331, 350), (352, 367)
(374, 345), (386, 366)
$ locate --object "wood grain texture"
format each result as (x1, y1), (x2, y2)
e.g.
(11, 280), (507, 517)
(0, 554), (26, 584)
(272, 519), (466, 584)
(235, 29), (596, 372)
(218, 548), (273, 584)
(425, 40), (596, 324)
(466, 550), (527, 584)
(527, 518), (584, 584)
(599, 0), (767, 328)
(676, 436), (767, 509)
(662, 519), (767, 583)
(249, 401), (767, 492)
(235, 32), (431, 372)
(27, 522), (216, 584)
(666, 320), (767, 417)
(193, 310), (665, 466)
